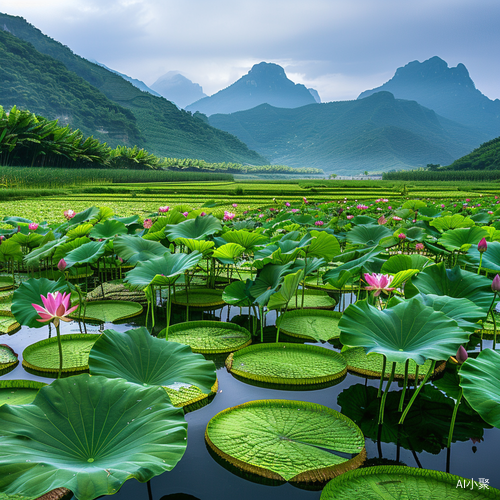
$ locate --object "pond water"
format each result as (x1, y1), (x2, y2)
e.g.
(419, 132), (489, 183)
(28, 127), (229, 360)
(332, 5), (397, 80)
(2, 303), (499, 499)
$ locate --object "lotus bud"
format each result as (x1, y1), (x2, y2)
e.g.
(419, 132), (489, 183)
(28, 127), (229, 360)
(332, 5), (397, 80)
(492, 274), (500, 292)
(57, 259), (67, 271)
(478, 238), (488, 253)
(456, 345), (468, 365)
(398, 233), (407, 240)
(28, 222), (39, 231)
(415, 243), (424, 251)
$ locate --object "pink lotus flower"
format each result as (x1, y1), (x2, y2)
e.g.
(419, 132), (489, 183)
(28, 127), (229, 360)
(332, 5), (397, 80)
(398, 233), (407, 240)
(57, 259), (67, 271)
(258, 214), (264, 218)
(378, 216), (387, 225)
(232, 203), (238, 208)
(291, 208), (299, 213)
(223, 211), (235, 221)
(315, 221), (324, 226)
(200, 212), (206, 216)
(303, 197), (308, 204)
(63, 209), (75, 220)
(182, 212), (188, 217)
(346, 215), (354, 220)
(364, 273), (395, 297)
(356, 204), (368, 210)
(28, 222), (39, 231)
(159, 206), (170, 213)
(32, 292), (78, 328)
(392, 216), (402, 221)
(415, 243), (424, 251)
(143, 218), (153, 229)
(285, 202), (290, 207)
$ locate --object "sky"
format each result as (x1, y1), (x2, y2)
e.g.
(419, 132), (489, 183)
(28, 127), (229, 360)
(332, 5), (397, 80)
(2, 0), (499, 103)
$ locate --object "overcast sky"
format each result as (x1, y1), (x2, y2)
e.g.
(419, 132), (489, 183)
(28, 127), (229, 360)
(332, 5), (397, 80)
(2, 0), (499, 102)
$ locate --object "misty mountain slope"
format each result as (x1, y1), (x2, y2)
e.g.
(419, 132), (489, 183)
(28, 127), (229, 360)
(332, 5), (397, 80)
(151, 72), (207, 109)
(358, 56), (500, 138)
(209, 92), (489, 173)
(0, 12), (267, 164)
(186, 62), (318, 116)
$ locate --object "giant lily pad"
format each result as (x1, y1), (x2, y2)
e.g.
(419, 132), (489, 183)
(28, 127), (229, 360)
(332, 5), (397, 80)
(205, 399), (365, 482)
(0, 344), (18, 374)
(287, 289), (336, 310)
(158, 321), (251, 354)
(171, 288), (225, 309)
(0, 316), (20, 335)
(0, 380), (47, 406)
(460, 348), (500, 429)
(89, 327), (217, 408)
(22, 334), (100, 374)
(278, 310), (342, 342)
(69, 300), (143, 323)
(339, 296), (471, 365)
(0, 374), (187, 500)
(321, 466), (500, 499)
(226, 343), (347, 385)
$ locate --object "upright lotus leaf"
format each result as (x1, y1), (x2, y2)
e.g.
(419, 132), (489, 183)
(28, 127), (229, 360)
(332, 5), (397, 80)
(430, 214), (475, 232)
(12, 277), (68, 328)
(2, 216), (33, 226)
(23, 236), (69, 267)
(89, 327), (216, 394)
(89, 220), (127, 240)
(393, 208), (413, 219)
(305, 230), (340, 263)
(468, 240), (500, 272)
(420, 294), (485, 332)
(176, 238), (215, 257)
(250, 263), (293, 305)
(460, 348), (500, 429)
(404, 226), (425, 242)
(69, 206), (100, 225)
(389, 269), (420, 289)
(0, 374), (187, 500)
(111, 215), (140, 225)
(63, 240), (106, 267)
(291, 257), (325, 277)
(114, 235), (169, 264)
(407, 263), (493, 314)
(381, 254), (430, 274)
(347, 224), (393, 247)
(124, 251), (202, 288)
(418, 205), (441, 219)
(267, 270), (304, 310)
(351, 215), (377, 225)
(222, 280), (254, 307)
(212, 243), (245, 264)
(143, 213), (186, 241)
(438, 226), (489, 252)
(290, 214), (315, 226)
(253, 241), (302, 268)
(0, 239), (23, 263)
(165, 215), (222, 241)
(222, 230), (268, 249)
(52, 236), (91, 263)
(324, 269), (352, 290)
(470, 212), (491, 224)
(402, 200), (427, 210)
(339, 296), (470, 365)
(66, 223), (94, 240)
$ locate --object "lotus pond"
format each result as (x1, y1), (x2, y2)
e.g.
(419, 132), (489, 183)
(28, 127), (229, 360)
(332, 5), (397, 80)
(1, 196), (500, 499)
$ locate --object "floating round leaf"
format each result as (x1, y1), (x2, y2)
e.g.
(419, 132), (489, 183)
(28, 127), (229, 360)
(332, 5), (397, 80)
(171, 288), (225, 309)
(278, 310), (342, 342)
(89, 327), (217, 408)
(158, 321), (251, 354)
(0, 344), (18, 374)
(0, 374), (187, 500)
(320, 466), (500, 499)
(342, 347), (445, 380)
(0, 316), (20, 335)
(69, 300), (143, 323)
(0, 380), (47, 407)
(226, 343), (347, 385)
(22, 334), (100, 374)
(205, 399), (365, 482)
(287, 289), (336, 310)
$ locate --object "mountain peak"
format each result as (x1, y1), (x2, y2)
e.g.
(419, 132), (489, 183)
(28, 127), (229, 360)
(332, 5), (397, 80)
(150, 72), (206, 108)
(186, 62), (318, 116)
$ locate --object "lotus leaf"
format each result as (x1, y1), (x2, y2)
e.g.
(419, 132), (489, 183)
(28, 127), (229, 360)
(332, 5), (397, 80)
(0, 239), (23, 262)
(205, 399), (365, 482)
(69, 206), (100, 225)
(320, 465), (500, 499)
(0, 380), (47, 407)
(339, 296), (470, 364)
(114, 235), (169, 264)
(381, 254), (430, 273)
(468, 240), (500, 272)
(89, 327), (216, 395)
(165, 215), (222, 241)
(52, 236), (91, 263)
(347, 224), (392, 247)
(267, 270), (304, 310)
(66, 223), (94, 240)
(305, 230), (340, 262)
(176, 238), (215, 256)
(63, 240), (106, 267)
(460, 348), (500, 429)
(438, 226), (489, 252)
(222, 280), (254, 307)
(23, 237), (69, 266)
(222, 229), (268, 249)
(211, 242), (245, 264)
(88, 219), (127, 239)
(430, 214), (475, 232)
(0, 374), (187, 500)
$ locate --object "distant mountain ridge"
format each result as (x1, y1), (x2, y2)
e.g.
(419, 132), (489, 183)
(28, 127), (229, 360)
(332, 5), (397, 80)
(151, 71), (207, 109)
(209, 91), (489, 174)
(0, 12), (267, 165)
(186, 62), (318, 116)
(358, 56), (500, 138)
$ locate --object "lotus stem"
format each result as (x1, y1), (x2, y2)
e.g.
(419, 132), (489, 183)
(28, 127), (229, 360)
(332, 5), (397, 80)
(398, 359), (410, 412)
(478, 253), (483, 275)
(447, 388), (463, 449)
(489, 291), (498, 350)
(414, 364), (419, 387)
(377, 355), (387, 398)
(55, 321), (63, 379)
(165, 285), (172, 340)
(378, 361), (396, 425)
(399, 359), (436, 425)
(259, 305), (264, 342)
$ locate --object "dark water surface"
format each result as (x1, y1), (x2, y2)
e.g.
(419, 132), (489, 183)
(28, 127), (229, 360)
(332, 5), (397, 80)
(3, 307), (499, 499)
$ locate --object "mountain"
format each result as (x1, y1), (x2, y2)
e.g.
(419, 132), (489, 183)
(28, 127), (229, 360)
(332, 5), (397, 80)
(358, 56), (500, 138)
(150, 72), (207, 109)
(0, 13), (267, 165)
(88, 59), (161, 98)
(308, 88), (321, 103)
(208, 91), (490, 174)
(445, 136), (500, 170)
(185, 62), (318, 116)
